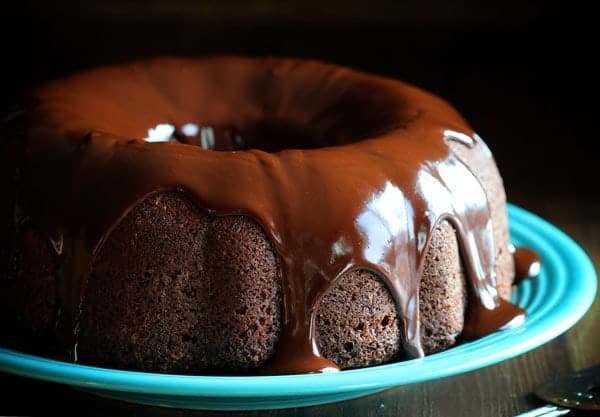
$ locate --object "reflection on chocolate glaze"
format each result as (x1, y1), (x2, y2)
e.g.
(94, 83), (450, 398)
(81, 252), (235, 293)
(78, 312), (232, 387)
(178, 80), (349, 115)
(7, 57), (529, 374)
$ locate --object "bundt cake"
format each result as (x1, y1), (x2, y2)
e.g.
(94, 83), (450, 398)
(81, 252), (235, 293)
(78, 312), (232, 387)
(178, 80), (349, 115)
(0, 56), (528, 375)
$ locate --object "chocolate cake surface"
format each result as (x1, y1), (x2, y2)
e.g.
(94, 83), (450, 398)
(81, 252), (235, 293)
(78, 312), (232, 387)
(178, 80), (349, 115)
(0, 56), (527, 374)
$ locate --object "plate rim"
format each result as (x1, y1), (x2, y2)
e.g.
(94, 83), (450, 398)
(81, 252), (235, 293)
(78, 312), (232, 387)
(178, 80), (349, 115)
(0, 203), (597, 401)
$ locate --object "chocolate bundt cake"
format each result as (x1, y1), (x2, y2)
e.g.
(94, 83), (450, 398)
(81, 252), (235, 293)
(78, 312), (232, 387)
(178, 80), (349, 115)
(0, 56), (526, 375)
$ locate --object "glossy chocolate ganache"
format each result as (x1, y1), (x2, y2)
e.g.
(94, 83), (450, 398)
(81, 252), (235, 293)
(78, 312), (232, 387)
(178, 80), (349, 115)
(1, 57), (537, 374)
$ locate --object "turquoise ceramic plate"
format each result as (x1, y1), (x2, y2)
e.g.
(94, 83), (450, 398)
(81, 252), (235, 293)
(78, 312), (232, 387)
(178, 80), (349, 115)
(0, 204), (597, 410)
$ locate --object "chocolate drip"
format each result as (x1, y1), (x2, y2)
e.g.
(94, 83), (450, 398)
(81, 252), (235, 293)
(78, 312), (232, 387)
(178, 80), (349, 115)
(513, 246), (542, 284)
(12, 57), (525, 373)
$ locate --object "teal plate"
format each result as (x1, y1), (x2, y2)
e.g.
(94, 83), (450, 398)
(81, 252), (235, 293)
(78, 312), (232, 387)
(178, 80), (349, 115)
(0, 204), (597, 410)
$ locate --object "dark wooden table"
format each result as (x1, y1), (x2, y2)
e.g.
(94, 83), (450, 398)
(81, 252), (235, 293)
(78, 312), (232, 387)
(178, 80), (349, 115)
(2, 2), (598, 415)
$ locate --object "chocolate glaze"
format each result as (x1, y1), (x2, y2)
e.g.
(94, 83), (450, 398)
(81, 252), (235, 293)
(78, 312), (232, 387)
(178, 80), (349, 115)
(6, 57), (526, 374)
(513, 246), (542, 284)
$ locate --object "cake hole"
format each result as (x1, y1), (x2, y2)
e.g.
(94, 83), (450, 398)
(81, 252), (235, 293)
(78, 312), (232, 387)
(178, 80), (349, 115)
(343, 342), (354, 352)
(141, 81), (403, 153)
(381, 316), (391, 327)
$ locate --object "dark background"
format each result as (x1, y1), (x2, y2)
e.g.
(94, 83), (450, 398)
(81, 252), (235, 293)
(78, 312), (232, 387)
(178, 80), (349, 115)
(3, 0), (597, 204)
(1, 2), (599, 416)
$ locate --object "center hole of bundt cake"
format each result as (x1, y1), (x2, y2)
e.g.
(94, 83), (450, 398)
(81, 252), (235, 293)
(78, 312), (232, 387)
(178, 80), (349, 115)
(143, 96), (401, 152)
(144, 120), (358, 152)
(194, 121), (332, 152)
